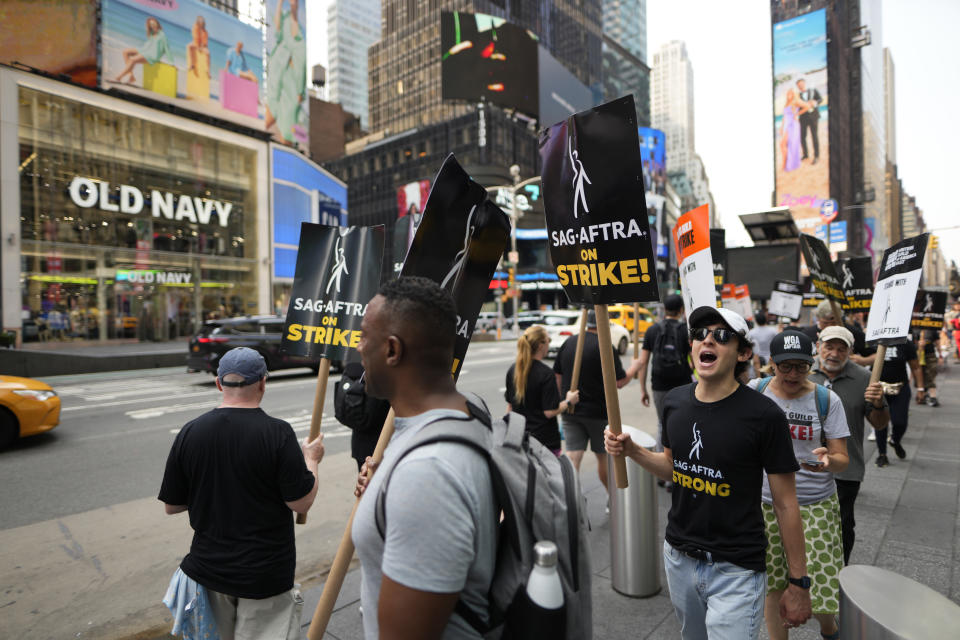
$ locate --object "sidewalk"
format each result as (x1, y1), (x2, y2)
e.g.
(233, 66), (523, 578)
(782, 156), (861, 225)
(302, 368), (960, 640)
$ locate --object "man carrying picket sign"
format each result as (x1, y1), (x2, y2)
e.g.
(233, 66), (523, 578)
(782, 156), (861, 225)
(808, 326), (889, 564)
(606, 306), (812, 639)
(351, 277), (498, 639)
(634, 294), (692, 491)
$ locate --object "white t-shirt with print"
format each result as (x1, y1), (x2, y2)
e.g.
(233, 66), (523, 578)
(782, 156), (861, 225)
(748, 380), (850, 505)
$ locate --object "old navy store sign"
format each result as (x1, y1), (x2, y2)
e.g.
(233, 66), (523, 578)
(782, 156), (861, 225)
(68, 177), (233, 227)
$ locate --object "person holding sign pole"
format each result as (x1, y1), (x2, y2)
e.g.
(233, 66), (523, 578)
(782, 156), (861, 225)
(159, 347), (324, 639)
(808, 326), (889, 565)
(352, 278), (497, 639)
(605, 306), (811, 639)
(505, 325), (579, 455)
(873, 339), (923, 466)
(554, 310), (636, 502)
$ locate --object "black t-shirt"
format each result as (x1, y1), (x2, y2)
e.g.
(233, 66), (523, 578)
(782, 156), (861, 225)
(642, 319), (692, 391)
(920, 331), (938, 358)
(553, 331), (626, 420)
(505, 360), (562, 450)
(880, 341), (917, 384)
(661, 384), (799, 572)
(159, 408), (316, 599)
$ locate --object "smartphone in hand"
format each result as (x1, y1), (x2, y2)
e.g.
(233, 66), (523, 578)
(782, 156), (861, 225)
(799, 458), (824, 468)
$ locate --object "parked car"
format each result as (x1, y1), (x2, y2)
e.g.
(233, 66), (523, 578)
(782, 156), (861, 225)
(516, 311), (544, 329)
(607, 304), (655, 337)
(540, 310), (632, 357)
(475, 311), (502, 333)
(0, 375), (61, 447)
(187, 316), (342, 376)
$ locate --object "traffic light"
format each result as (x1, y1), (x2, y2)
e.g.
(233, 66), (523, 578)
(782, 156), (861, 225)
(931, 235), (939, 250)
(508, 267), (516, 286)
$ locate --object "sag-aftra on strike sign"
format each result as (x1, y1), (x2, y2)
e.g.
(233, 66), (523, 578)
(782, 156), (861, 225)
(540, 95), (660, 305)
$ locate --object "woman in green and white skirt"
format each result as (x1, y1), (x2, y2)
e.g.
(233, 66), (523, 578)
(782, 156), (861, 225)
(748, 330), (849, 640)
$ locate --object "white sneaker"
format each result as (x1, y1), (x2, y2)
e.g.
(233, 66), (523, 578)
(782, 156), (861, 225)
(868, 431), (876, 441)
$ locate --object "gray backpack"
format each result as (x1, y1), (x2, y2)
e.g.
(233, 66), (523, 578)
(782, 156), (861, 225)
(375, 395), (592, 639)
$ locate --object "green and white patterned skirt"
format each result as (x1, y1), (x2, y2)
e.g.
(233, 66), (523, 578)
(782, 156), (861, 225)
(762, 493), (843, 614)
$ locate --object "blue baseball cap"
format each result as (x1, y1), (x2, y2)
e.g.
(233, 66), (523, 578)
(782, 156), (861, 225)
(217, 347), (267, 386)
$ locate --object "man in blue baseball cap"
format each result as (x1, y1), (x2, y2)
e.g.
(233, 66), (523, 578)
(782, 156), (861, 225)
(159, 347), (324, 638)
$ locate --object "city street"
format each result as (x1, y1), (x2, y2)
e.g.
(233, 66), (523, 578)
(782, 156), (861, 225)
(0, 340), (553, 640)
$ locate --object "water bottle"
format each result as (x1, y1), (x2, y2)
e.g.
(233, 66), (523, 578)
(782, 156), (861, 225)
(526, 541), (564, 609)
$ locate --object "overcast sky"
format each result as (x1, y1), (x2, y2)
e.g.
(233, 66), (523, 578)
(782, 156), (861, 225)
(305, 0), (958, 266)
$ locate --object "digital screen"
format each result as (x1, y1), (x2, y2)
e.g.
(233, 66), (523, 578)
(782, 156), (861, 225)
(537, 47), (593, 126)
(441, 11), (539, 118)
(725, 245), (800, 300)
(773, 8), (829, 233)
(102, 0), (265, 129)
(0, 0), (97, 87)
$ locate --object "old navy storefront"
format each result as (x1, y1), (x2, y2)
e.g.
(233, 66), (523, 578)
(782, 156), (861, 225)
(1, 70), (270, 342)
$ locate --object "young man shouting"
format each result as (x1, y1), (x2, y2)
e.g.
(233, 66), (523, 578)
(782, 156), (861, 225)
(605, 306), (811, 639)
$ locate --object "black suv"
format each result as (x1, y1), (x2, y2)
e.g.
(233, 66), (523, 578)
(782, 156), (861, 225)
(187, 316), (343, 375)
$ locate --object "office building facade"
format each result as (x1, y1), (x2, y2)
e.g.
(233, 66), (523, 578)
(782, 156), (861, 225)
(327, 0), (381, 130)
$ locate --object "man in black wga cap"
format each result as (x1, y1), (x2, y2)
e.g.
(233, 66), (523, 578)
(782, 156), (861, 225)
(159, 347), (324, 638)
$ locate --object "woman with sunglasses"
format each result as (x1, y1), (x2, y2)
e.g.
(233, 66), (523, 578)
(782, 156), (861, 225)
(748, 330), (849, 640)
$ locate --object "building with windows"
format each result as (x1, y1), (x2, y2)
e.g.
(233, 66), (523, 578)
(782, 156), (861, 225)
(327, 0), (381, 130)
(1, 68), (270, 343)
(602, 0), (650, 125)
(651, 40), (715, 222)
(366, 0), (602, 134)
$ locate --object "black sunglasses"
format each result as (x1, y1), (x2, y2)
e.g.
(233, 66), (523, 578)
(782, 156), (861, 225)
(776, 361), (812, 374)
(690, 327), (737, 344)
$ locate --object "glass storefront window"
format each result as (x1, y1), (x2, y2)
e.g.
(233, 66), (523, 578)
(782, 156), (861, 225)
(18, 87), (261, 342)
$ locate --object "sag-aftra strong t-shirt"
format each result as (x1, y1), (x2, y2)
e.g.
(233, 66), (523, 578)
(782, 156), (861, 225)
(661, 384), (799, 572)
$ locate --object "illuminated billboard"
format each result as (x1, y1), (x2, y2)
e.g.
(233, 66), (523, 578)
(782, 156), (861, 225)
(441, 11), (539, 118)
(773, 8), (829, 232)
(538, 47), (593, 126)
(0, 0), (97, 87)
(639, 127), (667, 268)
(265, 0), (308, 149)
(102, 0), (264, 129)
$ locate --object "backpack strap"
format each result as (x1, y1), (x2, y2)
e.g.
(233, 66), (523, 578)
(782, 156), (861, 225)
(756, 376), (772, 394)
(814, 384), (830, 447)
(374, 399), (492, 539)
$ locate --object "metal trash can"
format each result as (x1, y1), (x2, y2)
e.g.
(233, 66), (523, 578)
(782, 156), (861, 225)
(838, 565), (960, 639)
(607, 425), (661, 597)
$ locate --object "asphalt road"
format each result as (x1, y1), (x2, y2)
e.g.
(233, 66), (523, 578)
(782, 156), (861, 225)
(0, 339), (576, 640)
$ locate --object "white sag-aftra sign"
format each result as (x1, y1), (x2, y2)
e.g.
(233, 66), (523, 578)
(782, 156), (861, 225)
(865, 234), (929, 344)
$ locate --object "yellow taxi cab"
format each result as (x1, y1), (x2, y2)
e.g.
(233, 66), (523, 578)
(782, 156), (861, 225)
(607, 304), (655, 337)
(0, 375), (61, 447)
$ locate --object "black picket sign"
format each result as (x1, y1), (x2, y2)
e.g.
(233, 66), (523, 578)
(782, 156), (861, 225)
(399, 154), (511, 379)
(710, 228), (726, 293)
(540, 95), (660, 305)
(798, 234), (845, 303)
(281, 224), (385, 360)
(912, 289), (947, 330)
(836, 256), (874, 311)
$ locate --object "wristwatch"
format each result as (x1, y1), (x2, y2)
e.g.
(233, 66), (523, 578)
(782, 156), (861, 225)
(788, 575), (812, 589)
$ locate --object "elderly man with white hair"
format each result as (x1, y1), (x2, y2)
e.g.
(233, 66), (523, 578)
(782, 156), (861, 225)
(808, 326), (889, 565)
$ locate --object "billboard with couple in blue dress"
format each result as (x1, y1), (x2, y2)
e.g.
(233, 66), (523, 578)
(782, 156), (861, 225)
(773, 8), (829, 233)
(102, 0), (264, 128)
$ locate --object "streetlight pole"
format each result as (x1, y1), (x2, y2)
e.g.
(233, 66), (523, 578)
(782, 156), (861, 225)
(486, 172), (542, 338)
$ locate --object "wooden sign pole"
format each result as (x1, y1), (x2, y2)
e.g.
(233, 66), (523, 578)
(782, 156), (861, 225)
(869, 345), (887, 385)
(307, 409), (396, 640)
(297, 357), (331, 525)
(595, 304), (629, 489)
(567, 307), (589, 413)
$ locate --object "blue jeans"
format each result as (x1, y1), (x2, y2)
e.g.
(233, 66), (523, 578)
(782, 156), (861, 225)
(663, 541), (765, 640)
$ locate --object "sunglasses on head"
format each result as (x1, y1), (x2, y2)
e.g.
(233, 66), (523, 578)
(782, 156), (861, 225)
(690, 327), (737, 344)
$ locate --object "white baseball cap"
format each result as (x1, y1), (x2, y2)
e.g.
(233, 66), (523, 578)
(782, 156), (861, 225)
(688, 306), (749, 338)
(818, 325), (854, 347)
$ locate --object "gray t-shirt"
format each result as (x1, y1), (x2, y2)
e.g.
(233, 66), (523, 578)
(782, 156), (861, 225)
(748, 380), (850, 505)
(352, 408), (497, 640)
(748, 325), (778, 359)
